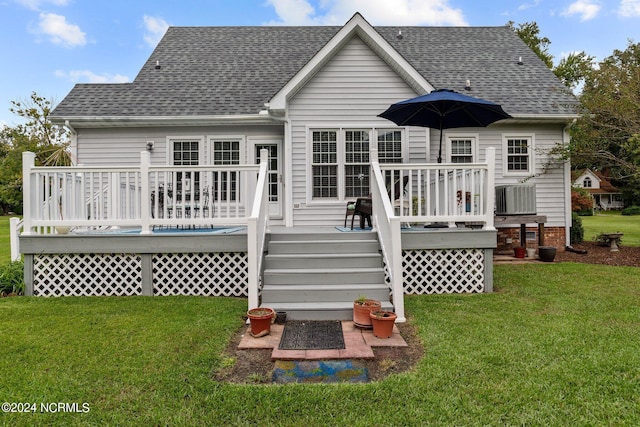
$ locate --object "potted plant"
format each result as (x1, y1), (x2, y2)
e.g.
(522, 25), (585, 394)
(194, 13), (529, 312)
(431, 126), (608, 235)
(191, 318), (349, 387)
(247, 307), (275, 337)
(55, 196), (71, 235)
(353, 296), (381, 329)
(514, 247), (526, 258)
(369, 309), (397, 339)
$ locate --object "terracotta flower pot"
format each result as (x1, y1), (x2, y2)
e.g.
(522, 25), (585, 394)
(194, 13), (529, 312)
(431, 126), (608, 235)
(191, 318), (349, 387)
(514, 247), (526, 258)
(247, 307), (275, 337)
(353, 299), (381, 329)
(369, 310), (397, 339)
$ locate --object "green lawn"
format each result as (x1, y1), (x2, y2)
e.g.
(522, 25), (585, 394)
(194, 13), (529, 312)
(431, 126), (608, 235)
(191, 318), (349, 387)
(581, 211), (640, 246)
(1, 263), (639, 426)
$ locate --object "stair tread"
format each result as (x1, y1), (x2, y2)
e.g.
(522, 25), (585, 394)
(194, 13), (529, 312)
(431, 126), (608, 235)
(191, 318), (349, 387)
(265, 253), (381, 258)
(264, 267), (383, 274)
(266, 301), (392, 309)
(262, 283), (389, 289)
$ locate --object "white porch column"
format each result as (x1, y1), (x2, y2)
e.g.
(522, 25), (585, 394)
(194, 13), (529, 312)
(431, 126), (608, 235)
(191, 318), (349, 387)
(140, 151), (152, 234)
(485, 147), (496, 230)
(22, 152), (35, 235)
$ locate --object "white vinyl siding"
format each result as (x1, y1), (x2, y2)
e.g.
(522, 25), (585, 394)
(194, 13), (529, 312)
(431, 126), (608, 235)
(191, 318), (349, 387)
(289, 35), (419, 224)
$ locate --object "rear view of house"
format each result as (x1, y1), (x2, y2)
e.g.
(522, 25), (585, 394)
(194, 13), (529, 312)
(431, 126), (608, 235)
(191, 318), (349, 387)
(18, 13), (579, 321)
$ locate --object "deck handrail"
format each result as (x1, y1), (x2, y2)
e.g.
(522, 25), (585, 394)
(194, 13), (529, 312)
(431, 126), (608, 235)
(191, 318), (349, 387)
(247, 149), (270, 310)
(370, 148), (405, 323)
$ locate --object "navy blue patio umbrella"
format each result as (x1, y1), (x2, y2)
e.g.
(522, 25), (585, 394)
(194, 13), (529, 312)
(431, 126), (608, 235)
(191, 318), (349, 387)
(378, 89), (511, 163)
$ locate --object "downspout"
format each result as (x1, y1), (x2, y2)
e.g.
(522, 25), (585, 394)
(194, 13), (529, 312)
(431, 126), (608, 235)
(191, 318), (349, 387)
(563, 121), (575, 248)
(64, 120), (78, 166)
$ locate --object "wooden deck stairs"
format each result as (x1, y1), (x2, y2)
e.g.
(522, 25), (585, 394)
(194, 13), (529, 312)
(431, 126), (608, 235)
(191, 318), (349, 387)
(261, 231), (393, 320)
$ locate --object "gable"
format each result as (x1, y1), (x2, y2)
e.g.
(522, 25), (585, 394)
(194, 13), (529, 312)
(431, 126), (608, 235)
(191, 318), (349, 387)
(289, 35), (419, 119)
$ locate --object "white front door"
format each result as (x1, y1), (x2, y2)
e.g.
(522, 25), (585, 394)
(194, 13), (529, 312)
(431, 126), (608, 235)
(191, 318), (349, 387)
(254, 142), (282, 219)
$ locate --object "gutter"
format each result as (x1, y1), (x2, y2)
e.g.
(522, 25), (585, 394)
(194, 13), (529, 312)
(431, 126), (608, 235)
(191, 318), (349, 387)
(51, 112), (282, 128)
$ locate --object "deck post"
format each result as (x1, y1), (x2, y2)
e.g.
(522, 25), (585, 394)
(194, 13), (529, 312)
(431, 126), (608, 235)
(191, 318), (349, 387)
(10, 217), (21, 262)
(22, 152), (35, 235)
(485, 147), (496, 230)
(140, 151), (151, 234)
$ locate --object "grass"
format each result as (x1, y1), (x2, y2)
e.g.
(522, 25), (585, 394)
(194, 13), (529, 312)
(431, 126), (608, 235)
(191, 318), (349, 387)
(1, 263), (639, 426)
(581, 211), (640, 246)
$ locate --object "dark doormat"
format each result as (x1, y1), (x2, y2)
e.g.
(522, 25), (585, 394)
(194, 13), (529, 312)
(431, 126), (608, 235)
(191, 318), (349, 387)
(278, 320), (345, 350)
(272, 360), (368, 383)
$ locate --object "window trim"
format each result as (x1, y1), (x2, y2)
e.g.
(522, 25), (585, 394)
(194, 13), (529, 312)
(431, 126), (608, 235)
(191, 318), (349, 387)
(166, 135), (205, 165)
(445, 132), (479, 163)
(502, 133), (535, 176)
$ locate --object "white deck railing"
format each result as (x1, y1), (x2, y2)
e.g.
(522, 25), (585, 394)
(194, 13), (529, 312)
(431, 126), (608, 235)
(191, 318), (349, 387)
(247, 149), (270, 310)
(377, 147), (496, 229)
(371, 147), (496, 323)
(21, 151), (266, 234)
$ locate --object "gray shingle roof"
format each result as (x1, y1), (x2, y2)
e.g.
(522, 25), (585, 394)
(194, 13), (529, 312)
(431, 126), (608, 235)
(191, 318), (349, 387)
(52, 24), (578, 119)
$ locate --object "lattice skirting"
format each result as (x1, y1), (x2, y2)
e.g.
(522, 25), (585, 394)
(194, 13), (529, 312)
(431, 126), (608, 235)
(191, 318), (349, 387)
(33, 253), (143, 296)
(32, 252), (248, 297)
(153, 252), (247, 296)
(400, 249), (485, 294)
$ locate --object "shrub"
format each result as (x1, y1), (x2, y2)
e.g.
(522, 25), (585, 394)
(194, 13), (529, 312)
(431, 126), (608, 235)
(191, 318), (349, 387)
(621, 205), (640, 216)
(570, 212), (584, 244)
(0, 261), (24, 295)
(571, 187), (593, 215)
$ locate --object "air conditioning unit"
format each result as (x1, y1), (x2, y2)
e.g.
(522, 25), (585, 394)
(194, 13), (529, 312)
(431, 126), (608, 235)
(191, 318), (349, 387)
(495, 184), (536, 215)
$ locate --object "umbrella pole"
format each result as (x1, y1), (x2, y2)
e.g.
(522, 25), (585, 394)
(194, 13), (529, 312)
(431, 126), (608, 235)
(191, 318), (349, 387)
(437, 129), (443, 163)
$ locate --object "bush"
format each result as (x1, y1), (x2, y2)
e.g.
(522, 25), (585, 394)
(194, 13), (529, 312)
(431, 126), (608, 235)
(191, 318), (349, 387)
(570, 212), (584, 244)
(621, 205), (640, 216)
(0, 261), (24, 295)
(571, 187), (593, 214)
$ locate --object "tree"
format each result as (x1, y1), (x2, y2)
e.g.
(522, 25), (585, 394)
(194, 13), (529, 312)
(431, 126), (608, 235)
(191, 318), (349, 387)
(507, 21), (553, 68)
(0, 92), (71, 214)
(9, 91), (71, 166)
(553, 51), (595, 91)
(570, 42), (640, 175)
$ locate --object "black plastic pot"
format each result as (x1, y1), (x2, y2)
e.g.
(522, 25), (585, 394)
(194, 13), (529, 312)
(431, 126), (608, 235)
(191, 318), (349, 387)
(538, 246), (557, 262)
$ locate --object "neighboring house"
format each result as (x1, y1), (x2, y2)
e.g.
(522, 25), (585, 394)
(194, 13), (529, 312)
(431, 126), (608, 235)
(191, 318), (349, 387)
(18, 13), (578, 320)
(573, 169), (623, 210)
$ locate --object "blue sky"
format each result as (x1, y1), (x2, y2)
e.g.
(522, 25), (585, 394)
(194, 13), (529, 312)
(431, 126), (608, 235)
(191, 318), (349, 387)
(1, 0), (638, 127)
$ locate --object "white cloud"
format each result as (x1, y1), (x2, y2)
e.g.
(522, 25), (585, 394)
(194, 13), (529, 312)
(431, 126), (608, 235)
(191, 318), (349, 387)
(561, 0), (601, 21)
(518, 0), (542, 11)
(55, 70), (130, 84)
(38, 12), (86, 47)
(143, 15), (169, 47)
(265, 0), (468, 26)
(618, 0), (640, 16)
(16, 0), (70, 11)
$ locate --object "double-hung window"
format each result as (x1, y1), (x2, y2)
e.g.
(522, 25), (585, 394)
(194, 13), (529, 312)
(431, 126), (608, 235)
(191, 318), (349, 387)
(345, 130), (370, 198)
(503, 135), (533, 175)
(310, 128), (403, 201)
(450, 139), (473, 163)
(312, 131), (338, 198)
(211, 139), (240, 201)
(171, 139), (200, 202)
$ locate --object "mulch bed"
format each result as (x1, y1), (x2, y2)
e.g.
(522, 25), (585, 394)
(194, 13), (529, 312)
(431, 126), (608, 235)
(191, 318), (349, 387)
(556, 241), (640, 267)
